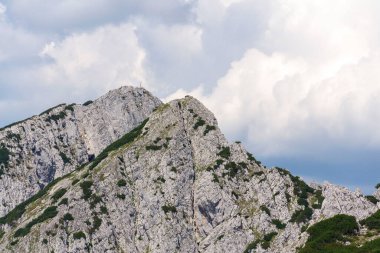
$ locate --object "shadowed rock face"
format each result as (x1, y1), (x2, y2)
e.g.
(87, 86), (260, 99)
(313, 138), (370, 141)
(0, 90), (378, 253)
(0, 86), (161, 216)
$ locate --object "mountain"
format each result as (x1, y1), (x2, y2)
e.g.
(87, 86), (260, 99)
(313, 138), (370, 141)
(0, 87), (379, 253)
(0, 86), (161, 217)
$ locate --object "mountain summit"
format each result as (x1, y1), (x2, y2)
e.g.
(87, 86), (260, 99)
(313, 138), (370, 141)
(0, 87), (379, 252)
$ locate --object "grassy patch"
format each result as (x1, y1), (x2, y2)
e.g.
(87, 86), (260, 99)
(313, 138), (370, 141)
(83, 100), (93, 106)
(222, 162), (246, 178)
(311, 190), (324, 209)
(365, 195), (379, 205)
(65, 104), (75, 112)
(275, 167), (317, 224)
(0, 172), (72, 226)
(90, 215), (102, 234)
(145, 145), (162, 151)
(243, 239), (260, 253)
(193, 117), (206, 130)
(80, 181), (93, 200)
(290, 207), (313, 224)
(211, 173), (220, 183)
(58, 198), (68, 206)
(0, 116), (34, 131)
(116, 194), (126, 200)
(117, 179), (127, 187)
(243, 232), (277, 252)
(247, 152), (261, 165)
(72, 179), (79, 185)
(360, 210), (380, 230)
(272, 219), (286, 229)
(51, 188), (67, 203)
(218, 147), (231, 159)
(162, 205), (177, 214)
(204, 125), (216, 135)
(260, 205), (271, 216)
(89, 118), (148, 170)
(59, 152), (71, 164)
(39, 104), (65, 116)
(262, 232), (277, 249)
(100, 206), (108, 214)
(14, 206), (58, 237)
(6, 132), (21, 142)
(45, 111), (67, 123)
(73, 231), (86, 240)
(0, 145), (10, 166)
(62, 213), (74, 221)
(299, 214), (360, 253)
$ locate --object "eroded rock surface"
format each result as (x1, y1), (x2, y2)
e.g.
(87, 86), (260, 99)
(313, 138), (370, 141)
(0, 91), (378, 253)
(0, 87), (161, 216)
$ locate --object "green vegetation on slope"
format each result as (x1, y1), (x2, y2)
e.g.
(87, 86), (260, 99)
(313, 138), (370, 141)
(0, 172), (72, 226)
(73, 231), (86, 240)
(51, 188), (67, 203)
(276, 167), (323, 224)
(83, 100), (93, 106)
(243, 232), (278, 252)
(162, 205), (177, 214)
(59, 152), (71, 164)
(0, 145), (10, 166)
(89, 118), (149, 170)
(299, 214), (380, 253)
(14, 206), (58, 237)
(360, 210), (380, 230)
(217, 146), (231, 159)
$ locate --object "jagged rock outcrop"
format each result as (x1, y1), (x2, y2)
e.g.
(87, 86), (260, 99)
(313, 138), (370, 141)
(374, 187), (380, 200)
(0, 87), (161, 216)
(311, 183), (377, 221)
(0, 89), (378, 253)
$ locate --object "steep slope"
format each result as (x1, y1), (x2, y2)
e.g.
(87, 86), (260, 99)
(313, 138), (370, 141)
(0, 96), (378, 253)
(0, 86), (161, 216)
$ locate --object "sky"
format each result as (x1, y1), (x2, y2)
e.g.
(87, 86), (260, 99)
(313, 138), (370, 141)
(0, 0), (380, 193)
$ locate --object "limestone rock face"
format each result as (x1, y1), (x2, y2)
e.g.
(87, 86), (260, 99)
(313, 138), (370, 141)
(312, 183), (377, 221)
(0, 90), (378, 253)
(0, 87), (161, 216)
(374, 187), (380, 200)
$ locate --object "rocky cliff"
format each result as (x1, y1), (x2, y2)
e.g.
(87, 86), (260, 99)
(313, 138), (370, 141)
(0, 88), (378, 253)
(0, 86), (161, 217)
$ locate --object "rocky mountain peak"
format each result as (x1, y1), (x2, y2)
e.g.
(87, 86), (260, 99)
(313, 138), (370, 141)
(0, 86), (161, 216)
(0, 88), (379, 253)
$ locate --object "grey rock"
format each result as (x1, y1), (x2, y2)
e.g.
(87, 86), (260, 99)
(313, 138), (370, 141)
(0, 91), (378, 253)
(0, 86), (161, 216)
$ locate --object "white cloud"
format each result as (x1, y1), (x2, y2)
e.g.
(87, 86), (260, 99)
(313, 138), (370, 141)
(167, 0), (380, 159)
(37, 23), (149, 97)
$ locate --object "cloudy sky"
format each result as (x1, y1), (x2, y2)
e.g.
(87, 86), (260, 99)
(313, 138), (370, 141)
(1, 0), (380, 193)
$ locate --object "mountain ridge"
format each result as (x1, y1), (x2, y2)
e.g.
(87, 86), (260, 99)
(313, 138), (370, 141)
(0, 86), (161, 216)
(0, 87), (379, 252)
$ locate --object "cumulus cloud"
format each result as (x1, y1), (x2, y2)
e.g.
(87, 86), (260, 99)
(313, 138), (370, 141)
(135, 20), (203, 92)
(165, 0), (380, 153)
(164, 0), (380, 193)
(37, 24), (148, 96)
(0, 22), (150, 126)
